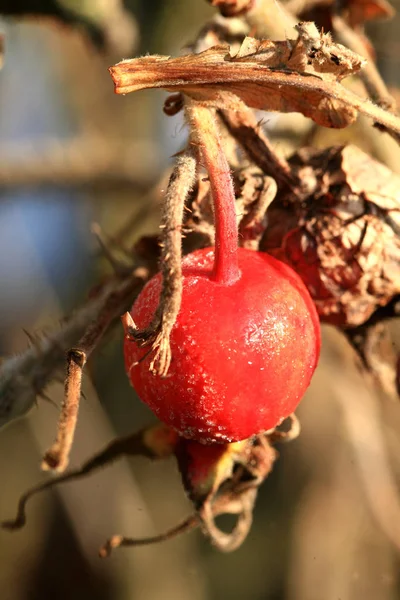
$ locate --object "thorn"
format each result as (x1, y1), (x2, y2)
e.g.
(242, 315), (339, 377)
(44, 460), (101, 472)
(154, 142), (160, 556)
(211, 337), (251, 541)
(91, 222), (129, 275)
(22, 329), (42, 351)
(121, 312), (137, 337)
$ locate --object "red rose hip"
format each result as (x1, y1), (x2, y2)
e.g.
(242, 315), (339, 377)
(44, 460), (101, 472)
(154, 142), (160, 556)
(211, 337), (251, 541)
(125, 246), (320, 443)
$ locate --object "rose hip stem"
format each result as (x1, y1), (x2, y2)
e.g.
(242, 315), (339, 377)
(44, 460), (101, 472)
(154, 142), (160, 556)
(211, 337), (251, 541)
(187, 104), (240, 285)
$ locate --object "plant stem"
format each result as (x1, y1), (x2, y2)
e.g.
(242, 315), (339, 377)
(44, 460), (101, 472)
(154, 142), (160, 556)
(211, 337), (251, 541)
(186, 103), (240, 284)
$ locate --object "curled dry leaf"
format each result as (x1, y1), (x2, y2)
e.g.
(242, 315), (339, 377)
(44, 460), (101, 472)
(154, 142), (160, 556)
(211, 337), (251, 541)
(110, 22), (364, 129)
(261, 145), (400, 327)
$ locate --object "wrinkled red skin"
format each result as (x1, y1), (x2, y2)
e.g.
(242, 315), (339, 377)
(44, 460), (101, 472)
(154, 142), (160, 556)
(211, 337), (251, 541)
(125, 248), (321, 443)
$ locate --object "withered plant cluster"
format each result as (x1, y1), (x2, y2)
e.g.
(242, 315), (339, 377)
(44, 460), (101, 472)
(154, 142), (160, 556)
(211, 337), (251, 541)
(1, 0), (400, 553)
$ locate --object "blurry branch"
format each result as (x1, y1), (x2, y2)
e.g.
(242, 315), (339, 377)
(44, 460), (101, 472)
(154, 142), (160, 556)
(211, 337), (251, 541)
(334, 331), (400, 552)
(0, 0), (138, 56)
(347, 323), (398, 398)
(94, 0), (139, 57)
(332, 16), (396, 112)
(345, 296), (400, 399)
(0, 32), (4, 70)
(0, 137), (160, 192)
(0, 0), (107, 50)
(0, 262), (153, 432)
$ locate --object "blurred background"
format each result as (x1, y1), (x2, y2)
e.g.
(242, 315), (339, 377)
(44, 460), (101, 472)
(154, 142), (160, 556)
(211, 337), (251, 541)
(1, 1), (400, 599)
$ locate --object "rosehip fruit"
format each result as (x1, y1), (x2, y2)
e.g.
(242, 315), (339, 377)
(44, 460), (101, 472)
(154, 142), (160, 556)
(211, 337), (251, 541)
(124, 247), (320, 443)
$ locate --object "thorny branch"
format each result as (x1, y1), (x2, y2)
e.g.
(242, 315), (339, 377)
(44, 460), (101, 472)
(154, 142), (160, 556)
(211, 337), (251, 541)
(0, 137), (160, 192)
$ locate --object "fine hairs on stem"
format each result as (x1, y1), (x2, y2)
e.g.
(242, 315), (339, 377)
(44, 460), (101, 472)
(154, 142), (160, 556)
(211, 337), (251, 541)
(186, 103), (240, 285)
(125, 104), (241, 380)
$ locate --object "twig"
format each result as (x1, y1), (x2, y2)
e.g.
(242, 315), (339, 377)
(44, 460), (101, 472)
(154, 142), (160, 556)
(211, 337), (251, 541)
(99, 515), (200, 557)
(200, 488), (256, 551)
(219, 108), (299, 190)
(125, 150), (197, 377)
(332, 16), (397, 112)
(42, 267), (150, 472)
(238, 174), (277, 249)
(41, 349), (86, 472)
(2, 424), (176, 531)
(99, 485), (257, 556)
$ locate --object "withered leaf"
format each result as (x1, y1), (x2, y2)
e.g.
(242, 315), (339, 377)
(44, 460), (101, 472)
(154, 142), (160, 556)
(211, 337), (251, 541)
(262, 145), (400, 327)
(110, 22), (365, 129)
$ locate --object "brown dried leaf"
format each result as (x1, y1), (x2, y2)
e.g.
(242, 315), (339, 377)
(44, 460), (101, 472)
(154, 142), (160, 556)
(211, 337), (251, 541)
(262, 145), (400, 326)
(110, 22), (365, 129)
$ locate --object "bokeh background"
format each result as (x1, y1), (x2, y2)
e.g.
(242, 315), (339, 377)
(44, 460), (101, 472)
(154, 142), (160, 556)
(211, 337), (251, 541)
(1, 1), (400, 599)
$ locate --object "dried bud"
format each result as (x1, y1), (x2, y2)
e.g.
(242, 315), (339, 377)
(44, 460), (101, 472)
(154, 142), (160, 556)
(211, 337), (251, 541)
(261, 145), (400, 327)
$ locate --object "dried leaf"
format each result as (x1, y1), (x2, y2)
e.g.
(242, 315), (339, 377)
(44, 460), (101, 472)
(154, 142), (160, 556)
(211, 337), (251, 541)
(262, 145), (400, 326)
(110, 22), (365, 129)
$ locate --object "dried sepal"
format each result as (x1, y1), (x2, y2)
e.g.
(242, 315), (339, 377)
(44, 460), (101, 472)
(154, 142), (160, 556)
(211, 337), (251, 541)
(175, 438), (250, 507)
(175, 433), (279, 550)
